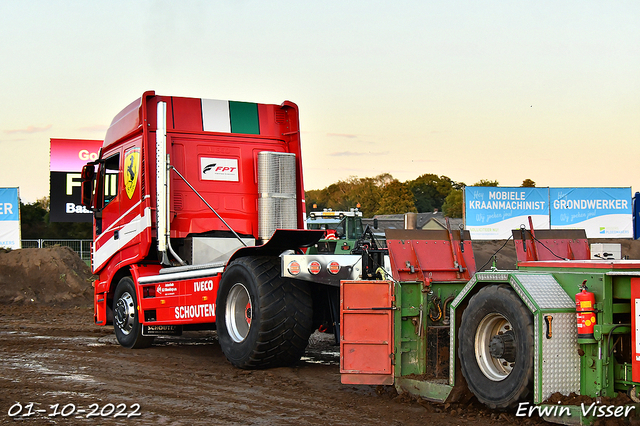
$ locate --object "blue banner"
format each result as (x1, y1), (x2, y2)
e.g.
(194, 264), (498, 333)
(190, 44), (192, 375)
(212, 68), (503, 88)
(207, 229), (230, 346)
(550, 187), (632, 237)
(0, 188), (20, 221)
(0, 187), (21, 249)
(465, 187), (549, 239)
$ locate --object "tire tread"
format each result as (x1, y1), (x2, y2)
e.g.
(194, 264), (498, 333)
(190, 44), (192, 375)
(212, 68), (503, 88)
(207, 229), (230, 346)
(458, 285), (534, 409)
(217, 256), (313, 369)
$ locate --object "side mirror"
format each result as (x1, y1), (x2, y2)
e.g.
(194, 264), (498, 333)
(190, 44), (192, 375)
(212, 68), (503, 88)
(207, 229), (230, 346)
(373, 218), (379, 229)
(80, 165), (95, 208)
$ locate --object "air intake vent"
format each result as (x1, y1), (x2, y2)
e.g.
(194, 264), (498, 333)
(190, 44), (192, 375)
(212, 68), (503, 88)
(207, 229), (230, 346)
(173, 193), (183, 211)
(258, 152), (297, 241)
(275, 110), (286, 124)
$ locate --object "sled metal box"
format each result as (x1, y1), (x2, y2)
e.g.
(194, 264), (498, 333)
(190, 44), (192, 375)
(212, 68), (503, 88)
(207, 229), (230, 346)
(340, 280), (394, 385)
(590, 243), (621, 260)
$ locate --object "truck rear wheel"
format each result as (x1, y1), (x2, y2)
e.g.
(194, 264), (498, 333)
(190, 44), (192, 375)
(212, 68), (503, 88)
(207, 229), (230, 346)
(113, 277), (154, 349)
(216, 256), (313, 369)
(458, 285), (533, 409)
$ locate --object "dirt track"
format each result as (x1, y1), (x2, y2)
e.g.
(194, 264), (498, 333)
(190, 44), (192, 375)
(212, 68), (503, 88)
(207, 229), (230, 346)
(0, 304), (550, 425)
(7, 240), (640, 425)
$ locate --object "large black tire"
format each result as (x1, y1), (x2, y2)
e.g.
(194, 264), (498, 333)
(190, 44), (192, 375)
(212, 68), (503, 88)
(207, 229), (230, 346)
(216, 256), (313, 369)
(458, 285), (534, 409)
(113, 277), (154, 349)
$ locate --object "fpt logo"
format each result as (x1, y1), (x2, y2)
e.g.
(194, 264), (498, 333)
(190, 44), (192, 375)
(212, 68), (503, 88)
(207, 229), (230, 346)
(203, 163), (217, 174)
(200, 157), (239, 182)
(124, 147), (140, 199)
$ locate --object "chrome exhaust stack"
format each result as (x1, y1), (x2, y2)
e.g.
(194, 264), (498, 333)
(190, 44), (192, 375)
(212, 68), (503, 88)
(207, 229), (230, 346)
(257, 151), (297, 242)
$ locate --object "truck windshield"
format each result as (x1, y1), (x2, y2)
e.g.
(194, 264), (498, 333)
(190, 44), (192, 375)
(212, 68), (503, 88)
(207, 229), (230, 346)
(103, 154), (119, 206)
(307, 217), (363, 240)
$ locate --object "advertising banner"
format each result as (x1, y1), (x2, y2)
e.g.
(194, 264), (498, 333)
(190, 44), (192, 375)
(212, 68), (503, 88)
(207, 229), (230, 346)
(50, 139), (103, 222)
(550, 187), (632, 238)
(465, 187), (549, 240)
(0, 187), (21, 249)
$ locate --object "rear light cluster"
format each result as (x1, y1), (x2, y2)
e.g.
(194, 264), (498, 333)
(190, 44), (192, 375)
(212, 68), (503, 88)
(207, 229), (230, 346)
(143, 286), (156, 298)
(287, 260), (341, 275)
(288, 261), (301, 275)
(308, 261), (321, 275)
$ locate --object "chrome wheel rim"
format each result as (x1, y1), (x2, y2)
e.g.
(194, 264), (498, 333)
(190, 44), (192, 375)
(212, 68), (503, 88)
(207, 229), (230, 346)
(114, 291), (135, 336)
(474, 313), (514, 381)
(226, 283), (252, 343)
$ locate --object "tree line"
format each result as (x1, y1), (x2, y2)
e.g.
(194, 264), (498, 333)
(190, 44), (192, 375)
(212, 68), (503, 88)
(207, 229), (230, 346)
(19, 176), (535, 238)
(20, 197), (92, 239)
(305, 174), (536, 218)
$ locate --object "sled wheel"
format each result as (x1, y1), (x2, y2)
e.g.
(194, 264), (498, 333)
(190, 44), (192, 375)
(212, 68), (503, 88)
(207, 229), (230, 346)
(113, 277), (154, 349)
(459, 285), (533, 409)
(216, 256), (313, 369)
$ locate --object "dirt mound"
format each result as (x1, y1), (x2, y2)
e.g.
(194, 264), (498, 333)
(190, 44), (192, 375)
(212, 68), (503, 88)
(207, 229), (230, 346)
(0, 246), (94, 307)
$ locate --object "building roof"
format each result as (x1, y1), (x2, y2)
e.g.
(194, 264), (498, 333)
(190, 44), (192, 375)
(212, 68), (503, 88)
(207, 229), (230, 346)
(362, 212), (463, 233)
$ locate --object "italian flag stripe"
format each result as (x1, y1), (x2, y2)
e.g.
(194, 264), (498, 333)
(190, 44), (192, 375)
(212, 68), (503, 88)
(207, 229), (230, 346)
(201, 99), (260, 135)
(229, 101), (259, 135)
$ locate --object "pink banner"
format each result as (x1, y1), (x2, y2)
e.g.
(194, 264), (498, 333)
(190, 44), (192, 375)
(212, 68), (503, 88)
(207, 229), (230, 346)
(50, 139), (103, 172)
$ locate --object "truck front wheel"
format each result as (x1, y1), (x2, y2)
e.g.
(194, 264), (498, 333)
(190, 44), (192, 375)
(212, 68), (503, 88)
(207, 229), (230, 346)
(458, 285), (534, 409)
(113, 277), (154, 349)
(216, 256), (313, 369)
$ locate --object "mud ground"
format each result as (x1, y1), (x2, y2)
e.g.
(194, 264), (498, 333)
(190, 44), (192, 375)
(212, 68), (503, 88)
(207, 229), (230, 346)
(3, 241), (640, 425)
(0, 304), (552, 426)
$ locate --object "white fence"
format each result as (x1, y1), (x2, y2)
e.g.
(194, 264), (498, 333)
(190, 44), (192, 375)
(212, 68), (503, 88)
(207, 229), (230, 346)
(21, 239), (92, 262)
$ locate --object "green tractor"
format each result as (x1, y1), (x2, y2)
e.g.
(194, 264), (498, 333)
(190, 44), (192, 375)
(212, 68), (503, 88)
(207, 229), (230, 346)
(306, 209), (364, 255)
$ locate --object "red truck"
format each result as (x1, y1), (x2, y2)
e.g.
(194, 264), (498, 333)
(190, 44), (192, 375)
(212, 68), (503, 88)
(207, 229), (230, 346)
(80, 92), (375, 368)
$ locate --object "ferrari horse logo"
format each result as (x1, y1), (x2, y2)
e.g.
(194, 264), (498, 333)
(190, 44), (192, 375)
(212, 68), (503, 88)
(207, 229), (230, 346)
(124, 147), (140, 199)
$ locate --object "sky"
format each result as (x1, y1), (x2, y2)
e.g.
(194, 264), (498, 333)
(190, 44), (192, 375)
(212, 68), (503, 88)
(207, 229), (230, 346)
(0, 1), (638, 203)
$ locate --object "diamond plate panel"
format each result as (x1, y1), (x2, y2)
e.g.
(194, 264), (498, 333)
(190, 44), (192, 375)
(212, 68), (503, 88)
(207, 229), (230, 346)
(513, 273), (574, 310)
(538, 313), (581, 403)
(451, 276), (477, 309)
(510, 276), (536, 313)
(478, 273), (510, 282)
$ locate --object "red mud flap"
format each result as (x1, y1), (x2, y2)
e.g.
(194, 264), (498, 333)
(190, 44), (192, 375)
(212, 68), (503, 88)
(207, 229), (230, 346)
(94, 292), (107, 325)
(340, 280), (395, 386)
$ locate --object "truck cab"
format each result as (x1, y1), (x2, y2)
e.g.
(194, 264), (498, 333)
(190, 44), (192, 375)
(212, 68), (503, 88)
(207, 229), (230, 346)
(80, 92), (359, 369)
